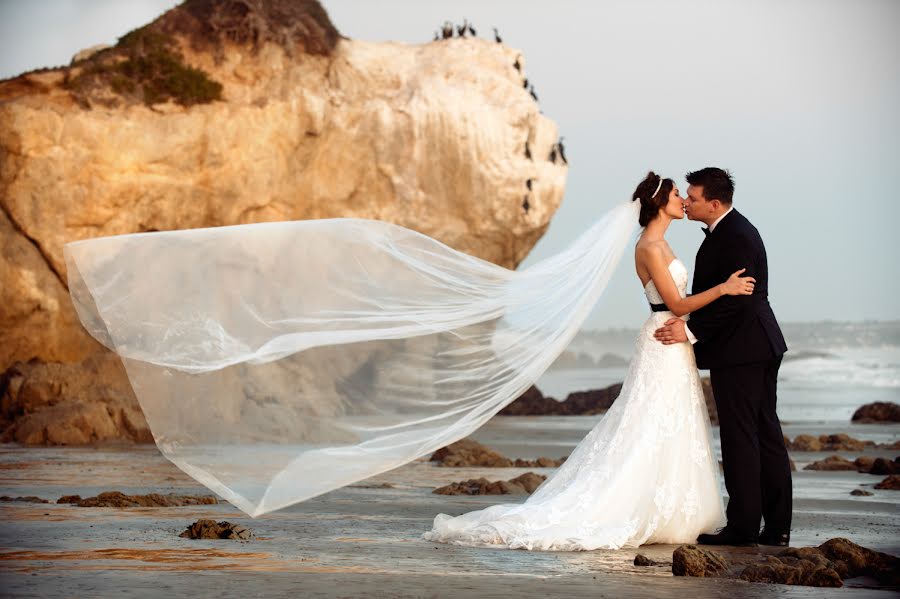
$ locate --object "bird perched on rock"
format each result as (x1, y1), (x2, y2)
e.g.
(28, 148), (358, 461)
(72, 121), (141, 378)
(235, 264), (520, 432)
(522, 195), (530, 213)
(522, 78), (529, 89)
(467, 23), (477, 36)
(513, 56), (521, 72)
(549, 145), (557, 163)
(526, 178), (533, 191)
(441, 22), (453, 39)
(493, 27), (503, 43)
(558, 137), (568, 165)
(525, 141), (532, 160)
(457, 20), (468, 37)
(529, 84), (539, 102)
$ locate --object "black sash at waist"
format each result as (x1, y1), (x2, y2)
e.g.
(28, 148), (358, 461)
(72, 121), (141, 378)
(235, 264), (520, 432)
(649, 302), (669, 312)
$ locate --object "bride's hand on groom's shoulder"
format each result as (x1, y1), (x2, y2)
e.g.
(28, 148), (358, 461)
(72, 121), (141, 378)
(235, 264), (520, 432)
(654, 318), (687, 345)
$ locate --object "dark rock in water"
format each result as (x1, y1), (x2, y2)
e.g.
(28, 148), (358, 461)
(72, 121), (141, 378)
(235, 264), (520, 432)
(854, 456), (875, 473)
(850, 489), (873, 496)
(56, 495), (82, 504)
(497, 385), (561, 416)
(74, 491), (219, 507)
(560, 386), (623, 415)
(179, 519), (252, 540)
(740, 552), (843, 587)
(0, 495), (49, 503)
(869, 457), (900, 475)
(432, 472), (547, 495)
(672, 545), (728, 577)
(498, 382), (622, 416)
(852, 401), (900, 423)
(429, 438), (565, 468)
(633, 554), (660, 566)
(854, 456), (900, 475)
(874, 475), (900, 490)
(817, 537), (900, 585)
(804, 455), (857, 471)
(735, 539), (899, 588)
(673, 537), (899, 588)
(430, 438), (511, 467)
(513, 456), (566, 468)
(471, 374), (717, 420)
(784, 433), (876, 452)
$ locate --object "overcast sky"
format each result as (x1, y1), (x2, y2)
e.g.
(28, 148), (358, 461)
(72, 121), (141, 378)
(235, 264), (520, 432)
(2, 0), (898, 329)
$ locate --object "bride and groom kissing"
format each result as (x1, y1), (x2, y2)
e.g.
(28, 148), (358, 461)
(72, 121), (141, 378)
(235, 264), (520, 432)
(424, 167), (793, 550)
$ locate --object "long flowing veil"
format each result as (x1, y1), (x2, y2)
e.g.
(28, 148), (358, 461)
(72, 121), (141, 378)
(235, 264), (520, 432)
(63, 199), (639, 517)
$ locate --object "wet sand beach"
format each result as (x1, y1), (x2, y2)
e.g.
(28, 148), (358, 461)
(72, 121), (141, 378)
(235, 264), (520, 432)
(1, 416), (898, 598)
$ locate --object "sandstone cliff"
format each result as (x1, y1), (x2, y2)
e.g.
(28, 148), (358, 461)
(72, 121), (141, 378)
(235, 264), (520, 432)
(0, 0), (567, 444)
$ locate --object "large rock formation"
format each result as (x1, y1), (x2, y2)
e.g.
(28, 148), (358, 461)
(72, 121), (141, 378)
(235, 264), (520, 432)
(0, 0), (567, 444)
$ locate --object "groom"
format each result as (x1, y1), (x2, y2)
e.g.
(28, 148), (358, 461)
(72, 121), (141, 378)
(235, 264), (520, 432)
(653, 167), (792, 547)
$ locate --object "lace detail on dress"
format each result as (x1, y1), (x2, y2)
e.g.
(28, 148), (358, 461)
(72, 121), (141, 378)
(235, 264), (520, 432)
(421, 258), (726, 551)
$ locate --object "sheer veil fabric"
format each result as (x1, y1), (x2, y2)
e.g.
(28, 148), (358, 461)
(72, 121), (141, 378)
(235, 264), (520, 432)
(63, 200), (640, 517)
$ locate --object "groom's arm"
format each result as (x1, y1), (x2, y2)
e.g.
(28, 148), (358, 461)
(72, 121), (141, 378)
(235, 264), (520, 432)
(655, 234), (758, 345)
(684, 234), (758, 343)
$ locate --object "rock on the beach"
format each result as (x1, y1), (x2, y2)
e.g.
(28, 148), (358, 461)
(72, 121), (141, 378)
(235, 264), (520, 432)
(854, 456), (900, 475)
(0, 495), (49, 503)
(633, 554), (661, 566)
(736, 539), (900, 588)
(850, 489), (873, 496)
(740, 552), (843, 587)
(73, 491), (219, 507)
(179, 519), (252, 540)
(784, 433), (876, 452)
(874, 475), (900, 490)
(499, 378), (718, 421)
(498, 382), (622, 416)
(817, 537), (900, 586)
(804, 455), (857, 471)
(56, 495), (82, 504)
(0, 0), (566, 445)
(429, 438), (564, 468)
(672, 545), (728, 577)
(869, 457), (900, 475)
(851, 402), (900, 423)
(432, 472), (547, 495)
(430, 439), (512, 468)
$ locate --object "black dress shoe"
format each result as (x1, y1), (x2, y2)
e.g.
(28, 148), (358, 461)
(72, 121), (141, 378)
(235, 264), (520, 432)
(759, 528), (790, 547)
(696, 527), (758, 547)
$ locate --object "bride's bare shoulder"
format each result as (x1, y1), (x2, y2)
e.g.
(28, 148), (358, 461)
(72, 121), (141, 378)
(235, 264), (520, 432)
(634, 238), (669, 263)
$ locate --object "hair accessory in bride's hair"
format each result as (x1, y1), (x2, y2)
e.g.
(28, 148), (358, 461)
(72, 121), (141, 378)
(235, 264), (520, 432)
(650, 176), (664, 200)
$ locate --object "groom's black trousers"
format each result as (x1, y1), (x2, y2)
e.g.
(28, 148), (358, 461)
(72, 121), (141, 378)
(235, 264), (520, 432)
(710, 355), (792, 537)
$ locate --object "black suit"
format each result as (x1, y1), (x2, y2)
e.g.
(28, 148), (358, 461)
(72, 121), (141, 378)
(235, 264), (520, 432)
(688, 208), (792, 537)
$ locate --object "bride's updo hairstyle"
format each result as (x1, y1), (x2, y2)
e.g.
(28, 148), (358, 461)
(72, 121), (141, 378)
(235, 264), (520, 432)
(632, 171), (674, 227)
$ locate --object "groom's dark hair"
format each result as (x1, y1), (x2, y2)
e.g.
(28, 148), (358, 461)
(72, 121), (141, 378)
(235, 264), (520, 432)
(685, 167), (734, 205)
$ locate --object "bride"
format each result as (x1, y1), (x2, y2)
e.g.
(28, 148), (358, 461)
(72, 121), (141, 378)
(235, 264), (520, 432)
(421, 172), (755, 551)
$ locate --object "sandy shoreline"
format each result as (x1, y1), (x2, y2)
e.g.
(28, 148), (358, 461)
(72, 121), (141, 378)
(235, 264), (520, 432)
(1, 418), (898, 598)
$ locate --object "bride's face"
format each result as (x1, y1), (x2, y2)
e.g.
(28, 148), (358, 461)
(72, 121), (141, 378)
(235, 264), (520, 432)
(663, 186), (686, 220)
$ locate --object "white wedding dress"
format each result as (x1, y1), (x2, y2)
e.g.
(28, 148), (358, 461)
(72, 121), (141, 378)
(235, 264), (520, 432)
(422, 258), (726, 550)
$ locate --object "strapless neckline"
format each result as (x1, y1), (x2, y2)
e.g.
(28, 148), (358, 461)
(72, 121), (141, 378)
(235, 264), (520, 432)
(643, 258), (684, 290)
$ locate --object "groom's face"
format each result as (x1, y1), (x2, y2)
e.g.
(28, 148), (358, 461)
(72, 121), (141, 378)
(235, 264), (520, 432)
(684, 185), (716, 223)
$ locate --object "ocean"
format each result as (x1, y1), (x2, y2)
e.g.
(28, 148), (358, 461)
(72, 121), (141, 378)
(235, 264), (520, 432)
(538, 320), (900, 426)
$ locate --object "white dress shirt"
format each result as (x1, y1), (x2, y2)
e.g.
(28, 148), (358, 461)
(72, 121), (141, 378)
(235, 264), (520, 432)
(685, 207), (734, 344)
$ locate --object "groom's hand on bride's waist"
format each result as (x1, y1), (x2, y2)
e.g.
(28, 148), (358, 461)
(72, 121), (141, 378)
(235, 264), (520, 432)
(654, 318), (688, 345)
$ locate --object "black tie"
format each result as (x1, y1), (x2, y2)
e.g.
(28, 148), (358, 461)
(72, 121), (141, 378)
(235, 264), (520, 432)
(702, 227), (710, 236)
